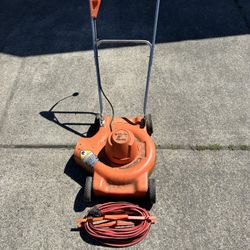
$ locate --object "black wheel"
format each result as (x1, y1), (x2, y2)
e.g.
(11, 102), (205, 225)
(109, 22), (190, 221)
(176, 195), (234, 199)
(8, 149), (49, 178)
(88, 115), (102, 136)
(84, 176), (93, 203)
(148, 178), (156, 204)
(145, 114), (153, 136)
(94, 115), (101, 129)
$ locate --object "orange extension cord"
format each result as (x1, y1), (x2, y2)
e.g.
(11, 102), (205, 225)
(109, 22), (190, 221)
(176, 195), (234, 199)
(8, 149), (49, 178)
(76, 202), (156, 247)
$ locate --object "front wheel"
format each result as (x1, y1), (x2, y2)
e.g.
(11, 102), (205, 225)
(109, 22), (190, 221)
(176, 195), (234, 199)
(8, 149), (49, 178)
(147, 178), (156, 204)
(84, 176), (93, 203)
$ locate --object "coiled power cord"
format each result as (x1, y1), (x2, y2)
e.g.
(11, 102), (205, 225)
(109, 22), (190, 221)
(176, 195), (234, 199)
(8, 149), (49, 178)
(76, 202), (156, 247)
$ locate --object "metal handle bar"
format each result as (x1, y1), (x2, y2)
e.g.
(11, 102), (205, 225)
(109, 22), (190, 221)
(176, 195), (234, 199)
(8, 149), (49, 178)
(97, 39), (152, 48)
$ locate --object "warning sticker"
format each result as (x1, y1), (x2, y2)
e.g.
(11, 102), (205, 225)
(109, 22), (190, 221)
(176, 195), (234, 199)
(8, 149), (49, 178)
(80, 150), (99, 168)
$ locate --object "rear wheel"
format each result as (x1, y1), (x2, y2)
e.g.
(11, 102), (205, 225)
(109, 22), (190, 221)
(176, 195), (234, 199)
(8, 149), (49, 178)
(140, 114), (153, 135)
(84, 176), (93, 203)
(145, 114), (153, 136)
(93, 115), (102, 130)
(148, 178), (156, 204)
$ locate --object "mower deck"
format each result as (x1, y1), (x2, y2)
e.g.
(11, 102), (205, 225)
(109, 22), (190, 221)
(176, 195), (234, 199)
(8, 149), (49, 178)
(74, 116), (156, 203)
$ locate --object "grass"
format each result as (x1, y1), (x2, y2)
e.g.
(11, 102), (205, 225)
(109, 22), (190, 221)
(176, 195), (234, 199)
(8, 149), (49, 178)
(157, 144), (250, 151)
(193, 144), (250, 151)
(239, 145), (250, 150)
(228, 144), (236, 150)
(195, 144), (222, 151)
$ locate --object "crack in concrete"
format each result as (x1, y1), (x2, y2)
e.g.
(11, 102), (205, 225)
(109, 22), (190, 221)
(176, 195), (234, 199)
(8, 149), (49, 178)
(0, 144), (249, 151)
(0, 144), (75, 149)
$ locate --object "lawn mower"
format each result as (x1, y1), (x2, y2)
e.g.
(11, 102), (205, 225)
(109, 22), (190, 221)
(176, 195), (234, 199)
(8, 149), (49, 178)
(74, 0), (160, 205)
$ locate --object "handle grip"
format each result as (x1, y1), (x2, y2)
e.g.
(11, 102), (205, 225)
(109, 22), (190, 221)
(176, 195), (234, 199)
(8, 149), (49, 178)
(90, 0), (101, 18)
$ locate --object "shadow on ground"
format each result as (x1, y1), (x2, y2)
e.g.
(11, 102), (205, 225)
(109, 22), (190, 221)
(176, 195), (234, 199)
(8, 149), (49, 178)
(64, 155), (90, 211)
(65, 155), (99, 245)
(40, 111), (98, 137)
(1, 0), (249, 56)
(39, 92), (99, 137)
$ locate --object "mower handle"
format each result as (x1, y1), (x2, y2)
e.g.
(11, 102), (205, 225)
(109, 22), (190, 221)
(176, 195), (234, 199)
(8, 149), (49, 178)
(90, 0), (161, 118)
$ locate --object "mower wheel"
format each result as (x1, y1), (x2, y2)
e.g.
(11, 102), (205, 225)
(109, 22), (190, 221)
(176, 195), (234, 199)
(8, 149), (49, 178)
(84, 176), (93, 203)
(145, 114), (153, 136)
(148, 178), (156, 204)
(93, 115), (102, 131)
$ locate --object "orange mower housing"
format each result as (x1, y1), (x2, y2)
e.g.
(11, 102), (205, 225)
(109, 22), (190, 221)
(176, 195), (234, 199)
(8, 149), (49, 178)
(74, 116), (156, 203)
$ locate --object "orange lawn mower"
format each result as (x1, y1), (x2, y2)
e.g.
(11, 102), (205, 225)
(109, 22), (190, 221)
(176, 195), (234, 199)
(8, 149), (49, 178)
(74, 0), (161, 247)
(74, 0), (161, 205)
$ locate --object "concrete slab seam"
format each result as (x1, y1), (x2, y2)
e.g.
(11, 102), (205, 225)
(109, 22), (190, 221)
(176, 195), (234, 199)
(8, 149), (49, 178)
(0, 144), (249, 151)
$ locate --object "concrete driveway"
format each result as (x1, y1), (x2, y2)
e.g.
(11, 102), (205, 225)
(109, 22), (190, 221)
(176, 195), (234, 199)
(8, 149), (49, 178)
(0, 0), (249, 249)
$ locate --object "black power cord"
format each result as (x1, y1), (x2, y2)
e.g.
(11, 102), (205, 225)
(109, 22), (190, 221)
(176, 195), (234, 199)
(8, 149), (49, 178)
(99, 86), (114, 131)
